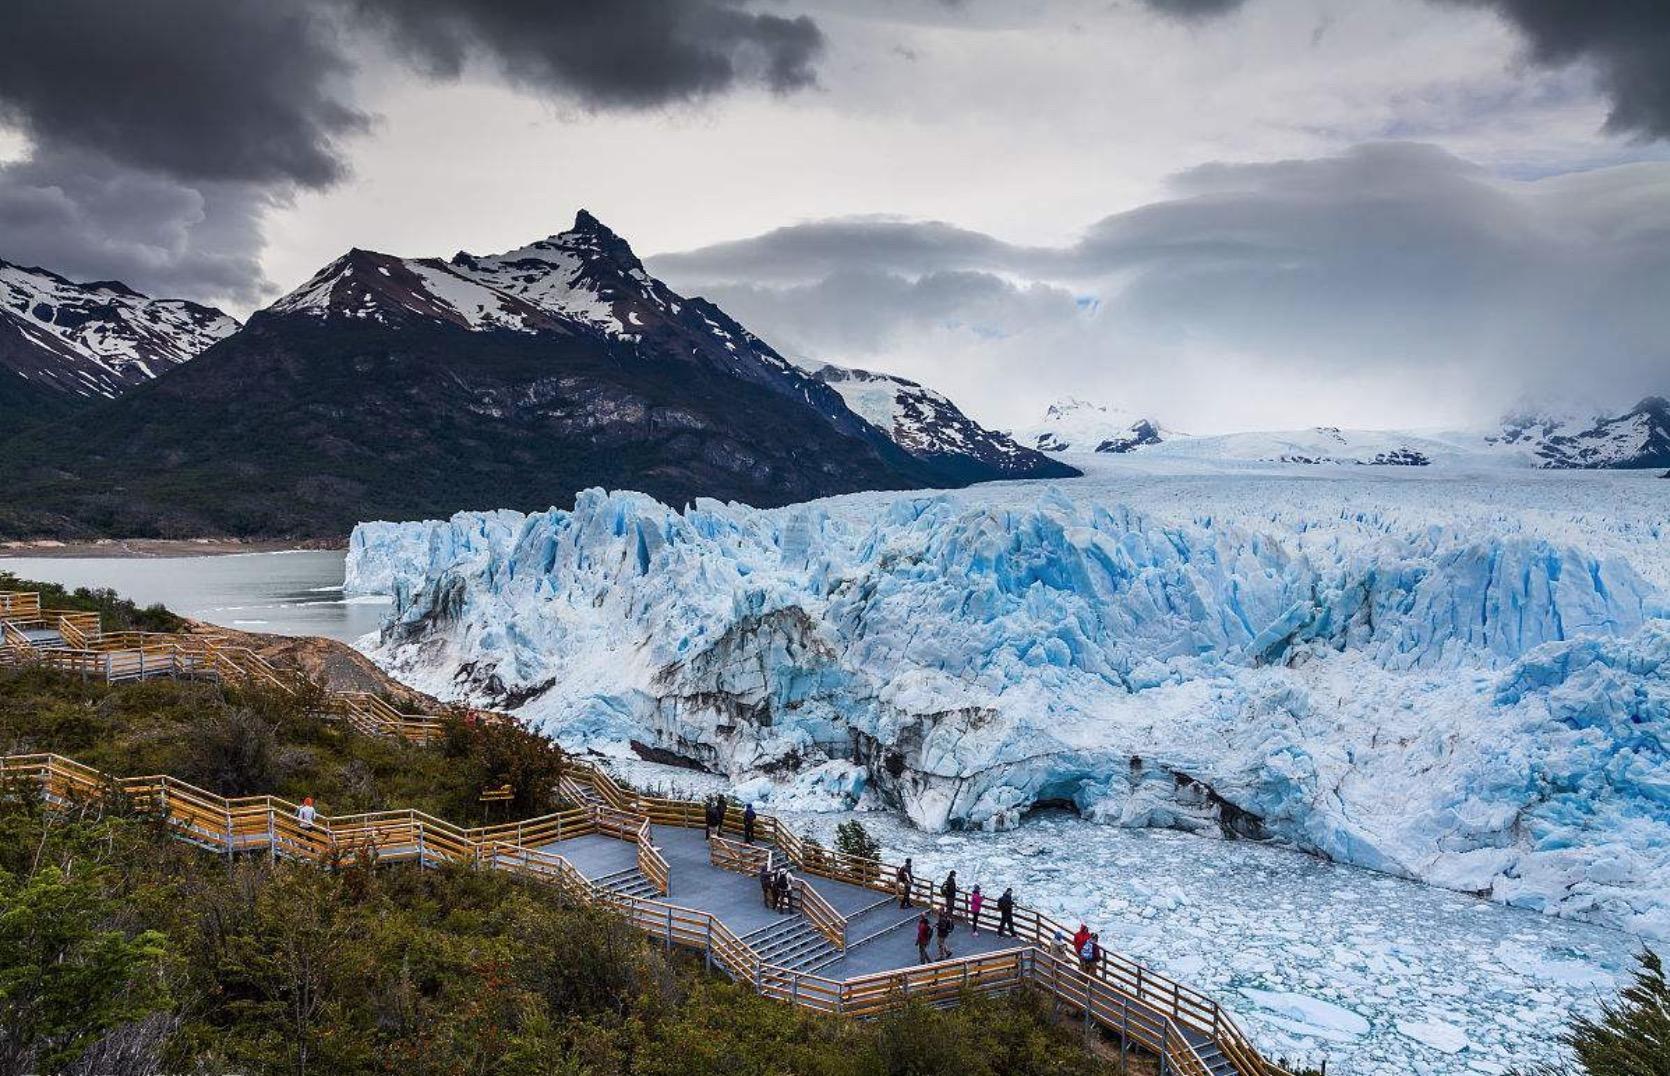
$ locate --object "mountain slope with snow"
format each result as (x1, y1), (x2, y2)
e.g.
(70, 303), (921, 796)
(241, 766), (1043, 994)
(1013, 397), (1178, 454)
(0, 212), (1063, 539)
(1491, 397), (1670, 469)
(811, 365), (1076, 481)
(0, 258), (238, 403)
(353, 462), (1670, 941)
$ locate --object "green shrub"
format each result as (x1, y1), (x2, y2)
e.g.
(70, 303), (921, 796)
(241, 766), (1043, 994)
(1513, 949), (1670, 1075)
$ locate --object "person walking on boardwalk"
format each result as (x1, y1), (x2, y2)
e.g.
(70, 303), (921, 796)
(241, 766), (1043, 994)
(940, 869), (958, 917)
(703, 799), (718, 840)
(935, 908), (954, 959)
(1072, 922), (1090, 961)
(996, 886), (1017, 937)
(1079, 931), (1101, 975)
(915, 912), (932, 963)
(297, 796), (316, 829)
(743, 802), (757, 844)
(759, 858), (774, 907)
(968, 884), (984, 934)
(773, 866), (793, 913)
(896, 857), (915, 908)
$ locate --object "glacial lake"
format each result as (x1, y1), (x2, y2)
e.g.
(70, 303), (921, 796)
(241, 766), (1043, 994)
(0, 551), (389, 643)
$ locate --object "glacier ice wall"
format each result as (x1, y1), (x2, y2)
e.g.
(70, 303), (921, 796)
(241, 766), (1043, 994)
(352, 488), (1669, 938)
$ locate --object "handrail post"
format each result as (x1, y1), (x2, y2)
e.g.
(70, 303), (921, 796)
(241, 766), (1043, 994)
(1159, 1020), (1170, 1075)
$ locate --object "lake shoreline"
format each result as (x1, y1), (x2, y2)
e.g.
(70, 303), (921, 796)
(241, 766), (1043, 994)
(0, 537), (344, 559)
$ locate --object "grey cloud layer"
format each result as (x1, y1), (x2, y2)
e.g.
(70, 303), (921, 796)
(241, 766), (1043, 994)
(1151, 0), (1670, 140)
(651, 143), (1670, 426)
(0, 0), (827, 304)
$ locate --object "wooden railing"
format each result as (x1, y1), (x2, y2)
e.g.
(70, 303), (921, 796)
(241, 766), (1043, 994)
(0, 591), (1285, 1073)
(2, 752), (1237, 1072)
(709, 833), (774, 876)
(0, 591), (450, 742)
(636, 817), (670, 896)
(0, 591), (41, 619)
(794, 876), (848, 950)
(560, 760), (1285, 1076)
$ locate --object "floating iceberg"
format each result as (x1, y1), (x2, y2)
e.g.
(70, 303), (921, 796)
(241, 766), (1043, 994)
(352, 484), (1670, 938)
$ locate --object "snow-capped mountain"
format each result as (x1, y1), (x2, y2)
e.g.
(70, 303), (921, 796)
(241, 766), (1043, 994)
(1014, 397), (1177, 454)
(1490, 397), (1670, 469)
(1, 212), (1063, 538)
(0, 258), (238, 399)
(809, 365), (1076, 481)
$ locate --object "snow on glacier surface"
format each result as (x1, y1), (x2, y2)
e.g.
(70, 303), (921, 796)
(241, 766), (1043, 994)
(351, 459), (1670, 947)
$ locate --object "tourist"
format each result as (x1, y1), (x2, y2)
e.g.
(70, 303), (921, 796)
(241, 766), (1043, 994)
(940, 869), (958, 916)
(703, 799), (718, 839)
(759, 858), (774, 907)
(297, 796), (316, 829)
(743, 802), (757, 844)
(1051, 929), (1068, 960)
(968, 885), (984, 934)
(1072, 922), (1091, 960)
(1079, 931), (1101, 974)
(935, 909), (954, 959)
(774, 867), (792, 912)
(896, 857), (915, 908)
(915, 913), (932, 963)
(996, 886), (1017, 937)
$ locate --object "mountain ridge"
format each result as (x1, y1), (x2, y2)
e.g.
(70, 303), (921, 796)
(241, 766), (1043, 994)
(0, 212), (1069, 540)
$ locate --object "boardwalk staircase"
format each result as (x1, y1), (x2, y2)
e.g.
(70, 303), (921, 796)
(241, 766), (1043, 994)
(1, 584), (1294, 1076)
(593, 865), (661, 900)
(839, 894), (921, 952)
(742, 915), (841, 973)
(1, 589), (454, 741)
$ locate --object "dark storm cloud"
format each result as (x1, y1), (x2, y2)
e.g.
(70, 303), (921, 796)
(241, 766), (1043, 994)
(1442, 0), (1670, 140)
(346, 0), (825, 106)
(0, 0), (828, 305)
(0, 0), (366, 189)
(0, 147), (273, 306)
(651, 143), (1670, 415)
(1139, 0), (1247, 19)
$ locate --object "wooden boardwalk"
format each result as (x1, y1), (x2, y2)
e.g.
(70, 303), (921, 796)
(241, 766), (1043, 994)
(0, 590), (1287, 1076)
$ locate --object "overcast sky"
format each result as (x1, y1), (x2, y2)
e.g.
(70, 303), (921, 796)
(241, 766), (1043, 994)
(2, 0), (1667, 432)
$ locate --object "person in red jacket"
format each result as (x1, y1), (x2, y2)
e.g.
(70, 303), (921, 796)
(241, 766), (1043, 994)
(1072, 923), (1091, 959)
(915, 912), (932, 964)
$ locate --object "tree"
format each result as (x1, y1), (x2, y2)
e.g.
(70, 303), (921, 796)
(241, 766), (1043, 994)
(835, 820), (883, 883)
(1514, 949), (1670, 1075)
(0, 864), (170, 1075)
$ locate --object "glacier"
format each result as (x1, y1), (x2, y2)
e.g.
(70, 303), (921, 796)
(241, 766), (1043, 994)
(351, 470), (1670, 940)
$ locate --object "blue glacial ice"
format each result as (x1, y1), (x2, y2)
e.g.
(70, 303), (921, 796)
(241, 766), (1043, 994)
(351, 484), (1670, 939)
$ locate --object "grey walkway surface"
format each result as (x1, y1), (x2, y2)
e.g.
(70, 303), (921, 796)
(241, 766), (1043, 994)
(542, 824), (1036, 981)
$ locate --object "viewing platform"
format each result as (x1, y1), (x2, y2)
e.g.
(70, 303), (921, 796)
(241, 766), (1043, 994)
(0, 589), (1286, 1076)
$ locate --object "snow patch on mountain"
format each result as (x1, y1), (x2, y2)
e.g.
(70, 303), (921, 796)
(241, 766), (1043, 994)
(1014, 397), (1178, 454)
(810, 364), (1073, 478)
(351, 467), (1670, 939)
(1491, 398), (1670, 470)
(0, 258), (239, 398)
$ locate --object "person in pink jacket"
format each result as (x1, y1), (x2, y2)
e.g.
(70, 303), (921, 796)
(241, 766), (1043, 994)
(969, 885), (985, 934)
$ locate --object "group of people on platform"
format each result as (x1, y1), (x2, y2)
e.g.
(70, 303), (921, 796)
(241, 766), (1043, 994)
(756, 857), (798, 913)
(895, 857), (1020, 964)
(698, 798), (1103, 974)
(703, 797), (758, 844)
